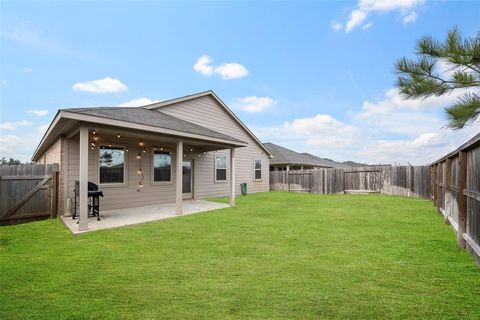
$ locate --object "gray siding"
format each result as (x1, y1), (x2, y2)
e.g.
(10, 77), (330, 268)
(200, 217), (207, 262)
(158, 95), (270, 197)
(64, 94), (269, 212)
(66, 135), (179, 211)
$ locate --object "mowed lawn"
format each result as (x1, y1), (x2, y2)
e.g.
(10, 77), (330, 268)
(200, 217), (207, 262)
(1, 193), (479, 319)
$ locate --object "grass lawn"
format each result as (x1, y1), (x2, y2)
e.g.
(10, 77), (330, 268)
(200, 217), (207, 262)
(1, 192), (479, 319)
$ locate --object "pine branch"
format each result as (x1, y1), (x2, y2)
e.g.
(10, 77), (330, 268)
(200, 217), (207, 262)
(445, 93), (480, 129)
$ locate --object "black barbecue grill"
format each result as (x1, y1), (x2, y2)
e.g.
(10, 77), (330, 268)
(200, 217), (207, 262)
(73, 181), (104, 221)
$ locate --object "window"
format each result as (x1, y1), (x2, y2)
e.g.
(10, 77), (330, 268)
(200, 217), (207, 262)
(215, 155), (227, 182)
(254, 160), (262, 180)
(153, 150), (172, 182)
(99, 146), (125, 184)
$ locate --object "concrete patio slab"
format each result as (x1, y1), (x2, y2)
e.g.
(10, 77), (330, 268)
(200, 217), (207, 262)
(61, 200), (230, 234)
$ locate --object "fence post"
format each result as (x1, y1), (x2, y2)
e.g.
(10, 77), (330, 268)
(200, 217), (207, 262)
(457, 151), (467, 248)
(444, 158), (451, 224)
(436, 163), (442, 213)
(431, 165), (437, 203)
(51, 163), (59, 219)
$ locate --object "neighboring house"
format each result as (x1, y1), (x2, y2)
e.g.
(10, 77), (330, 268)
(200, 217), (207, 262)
(263, 142), (346, 171)
(300, 153), (349, 168)
(32, 90), (272, 231)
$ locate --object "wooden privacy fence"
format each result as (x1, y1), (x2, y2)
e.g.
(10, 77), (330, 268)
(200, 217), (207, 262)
(270, 165), (431, 199)
(431, 133), (480, 266)
(0, 163), (60, 225)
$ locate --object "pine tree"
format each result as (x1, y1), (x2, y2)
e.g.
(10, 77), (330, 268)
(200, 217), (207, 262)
(395, 27), (480, 129)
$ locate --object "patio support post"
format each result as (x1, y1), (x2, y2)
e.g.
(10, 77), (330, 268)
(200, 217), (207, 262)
(230, 147), (235, 207)
(176, 139), (183, 215)
(78, 125), (89, 231)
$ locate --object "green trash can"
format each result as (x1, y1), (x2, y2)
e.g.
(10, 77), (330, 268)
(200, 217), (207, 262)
(240, 183), (247, 195)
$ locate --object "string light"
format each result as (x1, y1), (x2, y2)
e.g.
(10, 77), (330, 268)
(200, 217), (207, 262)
(117, 132), (121, 139)
(126, 147), (129, 152)
(142, 148), (146, 153)
(92, 129), (96, 135)
(190, 147), (194, 152)
(139, 139), (144, 147)
(137, 146), (144, 191)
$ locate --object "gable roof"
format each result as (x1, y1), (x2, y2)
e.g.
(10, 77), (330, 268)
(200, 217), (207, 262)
(142, 90), (273, 158)
(60, 106), (245, 144)
(263, 142), (337, 168)
(32, 104), (248, 161)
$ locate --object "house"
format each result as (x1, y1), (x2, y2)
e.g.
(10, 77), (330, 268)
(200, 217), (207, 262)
(263, 142), (346, 171)
(32, 90), (272, 231)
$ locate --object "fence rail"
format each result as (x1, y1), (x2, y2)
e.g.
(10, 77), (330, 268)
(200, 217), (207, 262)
(0, 163), (59, 225)
(431, 133), (480, 267)
(270, 165), (431, 199)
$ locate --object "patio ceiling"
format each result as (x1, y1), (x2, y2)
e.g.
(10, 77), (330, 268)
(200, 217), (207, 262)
(33, 109), (247, 161)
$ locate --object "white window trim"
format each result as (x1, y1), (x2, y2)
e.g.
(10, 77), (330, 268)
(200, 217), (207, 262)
(97, 144), (128, 187)
(254, 159), (262, 182)
(214, 155), (227, 183)
(151, 148), (173, 185)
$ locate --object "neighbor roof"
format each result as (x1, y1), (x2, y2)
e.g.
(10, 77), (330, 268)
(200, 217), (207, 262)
(263, 142), (337, 168)
(60, 106), (245, 144)
(301, 153), (348, 168)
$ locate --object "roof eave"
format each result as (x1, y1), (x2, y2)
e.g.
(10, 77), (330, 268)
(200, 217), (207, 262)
(32, 110), (248, 161)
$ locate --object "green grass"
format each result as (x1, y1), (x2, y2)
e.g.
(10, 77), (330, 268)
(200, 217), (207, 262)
(1, 193), (479, 319)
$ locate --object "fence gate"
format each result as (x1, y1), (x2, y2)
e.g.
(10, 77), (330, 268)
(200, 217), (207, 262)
(343, 169), (382, 194)
(0, 163), (59, 225)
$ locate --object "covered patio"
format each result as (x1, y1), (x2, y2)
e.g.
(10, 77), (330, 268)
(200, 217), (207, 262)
(33, 106), (247, 233)
(61, 199), (230, 234)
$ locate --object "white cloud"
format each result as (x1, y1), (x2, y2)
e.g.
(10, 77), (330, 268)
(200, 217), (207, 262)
(0, 134), (40, 162)
(355, 88), (477, 119)
(2, 80), (7, 86)
(27, 109), (48, 116)
(252, 83), (480, 164)
(402, 11), (417, 24)
(73, 77), (128, 93)
(0, 120), (33, 130)
(23, 68), (33, 73)
(235, 96), (276, 113)
(362, 22), (373, 30)
(38, 124), (49, 134)
(193, 55), (248, 80)
(193, 55), (214, 76)
(215, 63), (249, 80)
(118, 97), (160, 107)
(0, 135), (21, 152)
(346, 9), (368, 33)
(330, 20), (342, 31)
(254, 114), (361, 153)
(343, 0), (425, 32)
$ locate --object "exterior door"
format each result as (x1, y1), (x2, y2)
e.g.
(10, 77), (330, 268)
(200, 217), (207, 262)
(182, 160), (193, 199)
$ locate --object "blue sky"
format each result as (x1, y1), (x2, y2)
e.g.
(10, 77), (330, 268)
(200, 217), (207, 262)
(1, 0), (479, 163)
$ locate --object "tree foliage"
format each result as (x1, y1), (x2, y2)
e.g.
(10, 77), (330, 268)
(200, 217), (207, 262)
(0, 157), (23, 165)
(395, 26), (480, 129)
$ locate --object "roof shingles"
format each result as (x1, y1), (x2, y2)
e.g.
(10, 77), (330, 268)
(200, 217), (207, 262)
(264, 142), (345, 168)
(61, 107), (245, 144)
